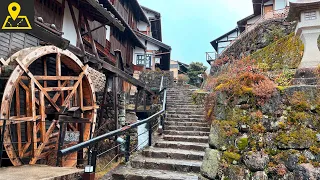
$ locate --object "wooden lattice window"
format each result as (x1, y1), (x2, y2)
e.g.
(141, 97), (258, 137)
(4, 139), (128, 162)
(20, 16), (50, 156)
(137, 54), (151, 68)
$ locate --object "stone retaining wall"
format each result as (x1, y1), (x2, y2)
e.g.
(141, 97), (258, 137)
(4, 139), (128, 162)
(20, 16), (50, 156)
(201, 85), (320, 179)
(139, 71), (174, 90)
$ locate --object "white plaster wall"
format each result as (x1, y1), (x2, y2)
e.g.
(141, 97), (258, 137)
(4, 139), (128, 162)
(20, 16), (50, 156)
(247, 15), (261, 25)
(219, 41), (230, 48)
(137, 21), (148, 32)
(133, 47), (145, 65)
(275, 0), (287, 10)
(62, 2), (79, 46)
(106, 25), (111, 41)
(265, 0), (273, 6)
(146, 41), (160, 51)
(144, 11), (156, 20)
(228, 31), (238, 39)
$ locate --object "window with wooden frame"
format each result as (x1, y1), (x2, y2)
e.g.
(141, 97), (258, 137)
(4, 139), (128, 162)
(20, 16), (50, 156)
(305, 11), (317, 20)
(136, 54), (151, 68)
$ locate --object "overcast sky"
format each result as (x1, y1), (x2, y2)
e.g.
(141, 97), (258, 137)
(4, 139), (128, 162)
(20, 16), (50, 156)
(138, 0), (254, 67)
(138, 0), (297, 68)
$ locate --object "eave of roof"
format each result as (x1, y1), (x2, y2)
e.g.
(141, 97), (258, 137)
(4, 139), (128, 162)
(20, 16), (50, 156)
(135, 31), (171, 51)
(210, 27), (239, 51)
(288, 0), (320, 20)
(132, 0), (151, 25)
(102, 0), (146, 49)
(141, 6), (161, 17)
(237, 14), (257, 26)
(82, 0), (125, 31)
(178, 61), (189, 66)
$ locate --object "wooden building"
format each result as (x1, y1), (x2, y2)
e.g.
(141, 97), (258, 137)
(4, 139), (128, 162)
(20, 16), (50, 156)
(133, 6), (171, 71)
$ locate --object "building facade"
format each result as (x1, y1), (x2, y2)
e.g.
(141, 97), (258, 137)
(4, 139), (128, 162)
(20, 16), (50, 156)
(133, 6), (171, 71)
(207, 0), (290, 64)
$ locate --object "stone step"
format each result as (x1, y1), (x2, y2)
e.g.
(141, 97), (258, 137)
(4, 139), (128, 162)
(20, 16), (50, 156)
(166, 118), (205, 122)
(155, 141), (208, 151)
(291, 78), (318, 85)
(131, 156), (202, 173)
(167, 108), (205, 112)
(167, 114), (205, 119)
(167, 104), (203, 108)
(167, 111), (204, 115)
(163, 135), (208, 143)
(164, 130), (210, 136)
(165, 121), (209, 127)
(112, 167), (199, 180)
(142, 147), (205, 161)
(167, 101), (194, 104)
(166, 125), (210, 132)
(167, 103), (197, 106)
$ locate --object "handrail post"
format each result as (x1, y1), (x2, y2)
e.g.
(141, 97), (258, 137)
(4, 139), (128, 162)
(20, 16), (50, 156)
(148, 121), (152, 146)
(125, 134), (130, 162)
(160, 76), (164, 91)
(57, 120), (66, 167)
(0, 118), (7, 167)
(91, 150), (97, 172)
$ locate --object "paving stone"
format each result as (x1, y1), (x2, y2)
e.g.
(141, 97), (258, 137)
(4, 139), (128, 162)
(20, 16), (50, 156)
(143, 147), (205, 160)
(131, 155), (202, 173)
(111, 167), (199, 180)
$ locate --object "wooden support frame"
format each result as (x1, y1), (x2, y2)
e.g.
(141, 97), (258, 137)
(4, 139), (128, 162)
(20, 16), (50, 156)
(83, 16), (100, 60)
(0, 46), (97, 166)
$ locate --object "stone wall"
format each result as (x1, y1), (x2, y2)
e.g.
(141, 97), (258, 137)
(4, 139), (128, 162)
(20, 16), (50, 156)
(201, 85), (320, 180)
(139, 71), (174, 90)
(87, 67), (106, 93)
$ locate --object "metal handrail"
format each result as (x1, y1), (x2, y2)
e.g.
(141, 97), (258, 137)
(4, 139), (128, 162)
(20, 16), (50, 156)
(59, 76), (167, 160)
(59, 89), (167, 156)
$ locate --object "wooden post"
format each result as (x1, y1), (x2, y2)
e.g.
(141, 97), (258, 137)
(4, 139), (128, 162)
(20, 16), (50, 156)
(57, 120), (67, 167)
(152, 55), (156, 71)
(143, 90), (146, 111)
(134, 88), (140, 112)
(39, 92), (46, 143)
(30, 80), (37, 156)
(113, 75), (119, 161)
(77, 123), (84, 166)
(67, 0), (85, 54)
(15, 85), (22, 156)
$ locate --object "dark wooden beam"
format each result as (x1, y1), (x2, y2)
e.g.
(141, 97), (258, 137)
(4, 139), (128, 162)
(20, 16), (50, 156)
(29, 24), (70, 50)
(84, 16), (100, 60)
(67, 0), (86, 54)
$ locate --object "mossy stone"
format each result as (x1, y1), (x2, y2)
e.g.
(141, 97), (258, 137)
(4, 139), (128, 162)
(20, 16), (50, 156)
(201, 148), (221, 179)
(237, 136), (249, 150)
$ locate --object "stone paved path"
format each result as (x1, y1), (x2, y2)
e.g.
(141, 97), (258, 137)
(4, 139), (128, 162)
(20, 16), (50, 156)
(111, 85), (210, 180)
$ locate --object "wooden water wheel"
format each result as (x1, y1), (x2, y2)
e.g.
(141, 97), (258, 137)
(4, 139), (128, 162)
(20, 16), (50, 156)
(0, 46), (97, 166)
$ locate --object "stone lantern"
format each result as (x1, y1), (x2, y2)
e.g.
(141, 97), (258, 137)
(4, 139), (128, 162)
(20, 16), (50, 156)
(288, 0), (320, 70)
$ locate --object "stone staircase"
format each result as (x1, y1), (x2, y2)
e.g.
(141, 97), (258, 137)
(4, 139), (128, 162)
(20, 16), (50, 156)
(111, 86), (210, 180)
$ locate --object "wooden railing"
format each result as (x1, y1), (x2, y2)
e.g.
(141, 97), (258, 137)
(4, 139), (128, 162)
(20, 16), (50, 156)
(206, 52), (218, 64)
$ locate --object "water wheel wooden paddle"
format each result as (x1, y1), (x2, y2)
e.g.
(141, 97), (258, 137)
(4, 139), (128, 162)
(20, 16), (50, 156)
(0, 46), (97, 166)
